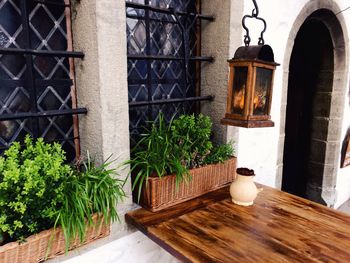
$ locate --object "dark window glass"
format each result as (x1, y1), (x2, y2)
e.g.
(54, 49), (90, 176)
(126, 0), (201, 146)
(0, 0), (82, 161)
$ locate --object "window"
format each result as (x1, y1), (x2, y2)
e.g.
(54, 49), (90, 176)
(0, 0), (86, 161)
(126, 0), (213, 145)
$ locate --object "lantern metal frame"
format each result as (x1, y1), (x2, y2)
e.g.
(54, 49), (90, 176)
(221, 0), (279, 128)
(221, 45), (279, 128)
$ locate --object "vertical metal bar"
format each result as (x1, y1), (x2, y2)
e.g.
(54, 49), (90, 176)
(177, 14), (188, 99)
(182, 16), (189, 114)
(145, 0), (153, 121)
(64, 0), (81, 158)
(20, 0), (39, 138)
(195, 0), (201, 113)
(173, 10), (188, 114)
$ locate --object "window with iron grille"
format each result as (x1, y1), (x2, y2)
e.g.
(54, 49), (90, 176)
(126, 0), (214, 146)
(0, 0), (86, 161)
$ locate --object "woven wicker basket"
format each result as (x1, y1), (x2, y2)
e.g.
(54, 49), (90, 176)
(0, 214), (110, 263)
(140, 157), (237, 212)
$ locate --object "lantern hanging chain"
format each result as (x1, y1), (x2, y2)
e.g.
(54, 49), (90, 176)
(242, 0), (267, 47)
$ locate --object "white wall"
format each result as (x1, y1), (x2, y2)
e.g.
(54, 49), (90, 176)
(226, 0), (350, 208)
(335, 0), (350, 206)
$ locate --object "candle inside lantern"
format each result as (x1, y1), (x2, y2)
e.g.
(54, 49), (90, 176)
(253, 67), (272, 116)
(231, 67), (248, 115)
(221, 45), (279, 128)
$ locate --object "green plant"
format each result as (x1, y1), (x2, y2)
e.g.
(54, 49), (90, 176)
(55, 153), (126, 251)
(204, 141), (235, 165)
(0, 135), (126, 252)
(0, 136), (72, 242)
(129, 113), (235, 202)
(0, 231), (5, 245)
(171, 114), (213, 168)
(129, 113), (189, 201)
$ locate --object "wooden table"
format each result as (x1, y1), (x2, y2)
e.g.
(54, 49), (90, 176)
(126, 185), (350, 263)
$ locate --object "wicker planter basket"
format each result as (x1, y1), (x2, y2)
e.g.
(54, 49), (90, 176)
(0, 214), (110, 263)
(139, 157), (237, 212)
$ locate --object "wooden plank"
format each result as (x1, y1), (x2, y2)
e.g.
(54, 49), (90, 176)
(125, 187), (228, 229)
(126, 185), (350, 263)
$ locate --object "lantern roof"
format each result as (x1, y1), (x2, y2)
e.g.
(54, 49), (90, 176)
(229, 45), (279, 65)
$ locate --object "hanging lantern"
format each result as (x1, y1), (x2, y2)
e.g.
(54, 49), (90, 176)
(221, 0), (279, 128)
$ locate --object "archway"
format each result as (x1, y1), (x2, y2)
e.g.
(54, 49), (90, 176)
(282, 17), (334, 201)
(279, 7), (348, 206)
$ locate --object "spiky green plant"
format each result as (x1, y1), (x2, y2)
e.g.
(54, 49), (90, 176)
(129, 113), (190, 202)
(55, 154), (126, 251)
(128, 113), (235, 203)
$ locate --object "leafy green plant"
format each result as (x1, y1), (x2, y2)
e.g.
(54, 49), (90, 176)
(171, 114), (213, 168)
(129, 113), (235, 202)
(0, 135), (126, 252)
(204, 141), (235, 165)
(0, 136), (72, 242)
(55, 153), (126, 251)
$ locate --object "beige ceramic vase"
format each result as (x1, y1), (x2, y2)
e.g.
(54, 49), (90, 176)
(230, 168), (261, 206)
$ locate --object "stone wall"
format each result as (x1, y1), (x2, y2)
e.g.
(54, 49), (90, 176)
(73, 0), (134, 237)
(201, 0), (242, 145)
(48, 1), (135, 261)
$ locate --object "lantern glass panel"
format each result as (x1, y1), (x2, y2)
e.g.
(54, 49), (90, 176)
(253, 67), (272, 116)
(231, 66), (248, 115)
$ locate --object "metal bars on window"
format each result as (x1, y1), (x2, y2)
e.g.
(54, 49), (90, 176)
(0, 0), (86, 161)
(126, 0), (214, 145)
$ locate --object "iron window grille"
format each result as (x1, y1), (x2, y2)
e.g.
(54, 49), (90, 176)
(126, 0), (214, 146)
(0, 0), (86, 161)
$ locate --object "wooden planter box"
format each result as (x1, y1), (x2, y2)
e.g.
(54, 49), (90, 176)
(140, 157), (237, 212)
(0, 214), (110, 263)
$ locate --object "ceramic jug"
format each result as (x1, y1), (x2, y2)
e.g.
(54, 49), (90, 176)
(230, 168), (261, 206)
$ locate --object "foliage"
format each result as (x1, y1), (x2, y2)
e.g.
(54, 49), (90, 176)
(171, 114), (213, 168)
(55, 153), (126, 251)
(204, 141), (235, 165)
(129, 113), (235, 202)
(0, 136), (72, 242)
(129, 114), (189, 201)
(0, 231), (6, 245)
(0, 136), (126, 250)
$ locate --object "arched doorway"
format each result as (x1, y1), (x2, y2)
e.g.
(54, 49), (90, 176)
(282, 11), (335, 203)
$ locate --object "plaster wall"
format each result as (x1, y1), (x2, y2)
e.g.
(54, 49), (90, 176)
(227, 0), (350, 208)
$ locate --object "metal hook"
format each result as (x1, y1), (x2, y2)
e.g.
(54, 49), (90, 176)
(251, 0), (259, 17)
(241, 0), (266, 46)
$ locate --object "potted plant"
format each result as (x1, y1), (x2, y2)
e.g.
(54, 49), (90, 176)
(129, 113), (236, 212)
(0, 136), (125, 263)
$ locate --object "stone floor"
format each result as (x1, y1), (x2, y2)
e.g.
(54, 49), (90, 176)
(338, 199), (350, 214)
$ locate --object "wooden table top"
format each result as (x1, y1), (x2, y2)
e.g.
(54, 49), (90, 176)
(125, 185), (350, 263)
